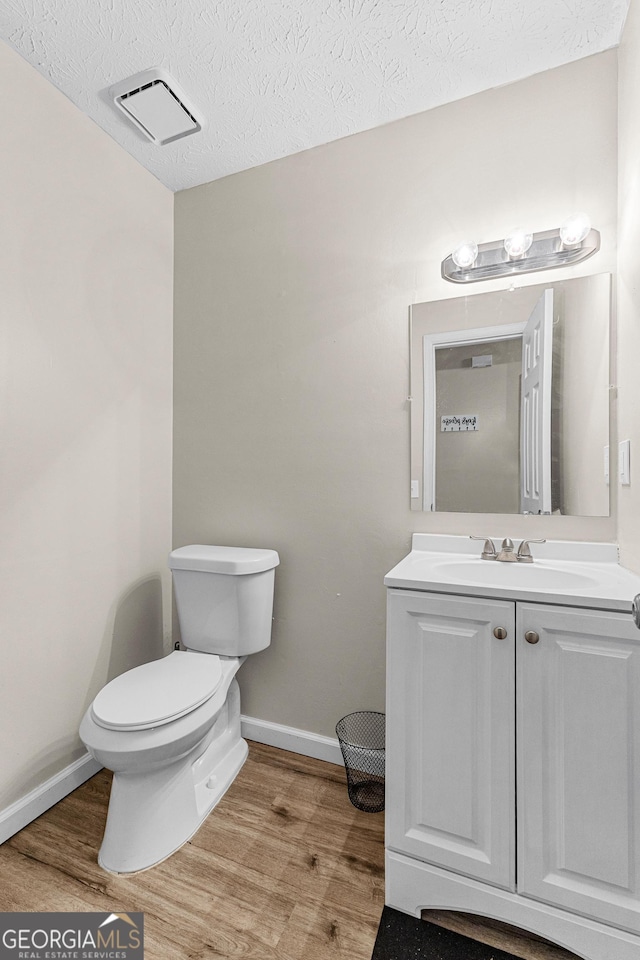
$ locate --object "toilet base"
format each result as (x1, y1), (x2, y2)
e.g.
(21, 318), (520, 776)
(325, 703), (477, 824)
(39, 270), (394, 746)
(98, 679), (247, 874)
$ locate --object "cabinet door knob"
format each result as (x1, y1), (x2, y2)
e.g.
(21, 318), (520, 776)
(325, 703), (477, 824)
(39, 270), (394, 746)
(525, 630), (540, 644)
(493, 627), (507, 639)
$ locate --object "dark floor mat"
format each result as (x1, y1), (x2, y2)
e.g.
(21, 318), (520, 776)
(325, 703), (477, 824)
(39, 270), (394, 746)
(372, 907), (522, 960)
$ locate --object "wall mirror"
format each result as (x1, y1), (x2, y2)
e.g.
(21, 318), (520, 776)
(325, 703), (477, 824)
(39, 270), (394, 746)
(410, 273), (612, 516)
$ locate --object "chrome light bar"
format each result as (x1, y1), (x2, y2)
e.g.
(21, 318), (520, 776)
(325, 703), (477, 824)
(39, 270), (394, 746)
(442, 226), (600, 284)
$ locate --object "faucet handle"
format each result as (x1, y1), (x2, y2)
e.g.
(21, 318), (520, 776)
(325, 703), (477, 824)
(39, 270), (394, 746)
(516, 538), (546, 562)
(470, 536), (497, 560)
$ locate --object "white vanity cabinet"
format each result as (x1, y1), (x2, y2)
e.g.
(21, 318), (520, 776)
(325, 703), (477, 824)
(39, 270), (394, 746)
(516, 603), (640, 934)
(386, 591), (516, 890)
(384, 536), (640, 960)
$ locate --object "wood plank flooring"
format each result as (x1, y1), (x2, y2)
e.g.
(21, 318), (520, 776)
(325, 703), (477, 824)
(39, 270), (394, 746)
(0, 741), (579, 960)
(0, 742), (385, 960)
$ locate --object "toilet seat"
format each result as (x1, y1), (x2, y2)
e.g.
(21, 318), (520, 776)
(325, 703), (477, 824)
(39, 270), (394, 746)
(91, 650), (223, 731)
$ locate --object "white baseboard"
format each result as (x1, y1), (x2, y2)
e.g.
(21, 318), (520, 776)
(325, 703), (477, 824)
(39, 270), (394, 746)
(0, 722), (342, 846)
(0, 753), (102, 845)
(241, 715), (343, 767)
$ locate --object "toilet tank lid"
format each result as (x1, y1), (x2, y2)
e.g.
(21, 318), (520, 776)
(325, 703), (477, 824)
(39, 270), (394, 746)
(169, 544), (280, 575)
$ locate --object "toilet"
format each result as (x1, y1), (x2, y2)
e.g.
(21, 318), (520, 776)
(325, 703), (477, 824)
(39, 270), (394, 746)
(79, 544), (279, 874)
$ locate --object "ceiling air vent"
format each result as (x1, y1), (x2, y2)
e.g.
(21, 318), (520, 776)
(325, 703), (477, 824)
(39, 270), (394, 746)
(110, 68), (203, 146)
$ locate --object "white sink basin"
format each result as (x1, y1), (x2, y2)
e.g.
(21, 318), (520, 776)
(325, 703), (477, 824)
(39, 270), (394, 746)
(384, 534), (640, 610)
(431, 559), (600, 591)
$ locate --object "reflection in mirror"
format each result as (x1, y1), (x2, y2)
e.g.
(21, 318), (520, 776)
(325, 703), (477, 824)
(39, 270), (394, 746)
(410, 274), (611, 516)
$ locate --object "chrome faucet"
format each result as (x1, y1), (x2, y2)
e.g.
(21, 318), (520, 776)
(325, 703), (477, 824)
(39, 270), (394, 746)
(470, 536), (546, 562)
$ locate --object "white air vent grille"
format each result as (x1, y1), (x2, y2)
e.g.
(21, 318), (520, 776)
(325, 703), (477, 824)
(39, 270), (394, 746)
(121, 79), (199, 126)
(110, 68), (203, 146)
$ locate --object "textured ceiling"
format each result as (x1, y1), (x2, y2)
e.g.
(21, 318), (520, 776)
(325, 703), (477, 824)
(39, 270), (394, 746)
(0, 0), (630, 193)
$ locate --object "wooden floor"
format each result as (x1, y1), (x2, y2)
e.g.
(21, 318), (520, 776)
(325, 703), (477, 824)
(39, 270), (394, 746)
(0, 741), (579, 960)
(0, 742), (385, 960)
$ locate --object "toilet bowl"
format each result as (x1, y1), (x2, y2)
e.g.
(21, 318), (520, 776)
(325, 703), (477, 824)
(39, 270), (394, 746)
(80, 544), (279, 874)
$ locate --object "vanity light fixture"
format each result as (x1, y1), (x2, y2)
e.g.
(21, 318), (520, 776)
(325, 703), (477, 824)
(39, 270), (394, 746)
(442, 214), (600, 283)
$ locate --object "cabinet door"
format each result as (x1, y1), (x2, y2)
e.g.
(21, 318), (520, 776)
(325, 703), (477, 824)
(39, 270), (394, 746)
(517, 603), (640, 934)
(386, 589), (515, 889)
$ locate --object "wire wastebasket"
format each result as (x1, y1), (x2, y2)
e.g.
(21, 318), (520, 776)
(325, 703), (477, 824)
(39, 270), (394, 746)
(336, 711), (385, 813)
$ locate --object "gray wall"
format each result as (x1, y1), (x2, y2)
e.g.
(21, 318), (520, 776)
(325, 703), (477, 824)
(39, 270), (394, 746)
(174, 53), (617, 738)
(0, 40), (174, 811)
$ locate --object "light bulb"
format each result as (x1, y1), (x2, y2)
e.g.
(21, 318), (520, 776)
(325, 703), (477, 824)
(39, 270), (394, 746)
(451, 241), (478, 270)
(559, 213), (591, 247)
(504, 228), (532, 260)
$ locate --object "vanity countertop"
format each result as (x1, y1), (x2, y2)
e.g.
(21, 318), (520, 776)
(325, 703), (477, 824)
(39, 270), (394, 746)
(384, 534), (640, 612)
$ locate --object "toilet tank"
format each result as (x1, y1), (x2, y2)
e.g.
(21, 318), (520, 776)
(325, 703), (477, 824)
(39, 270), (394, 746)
(169, 545), (279, 656)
